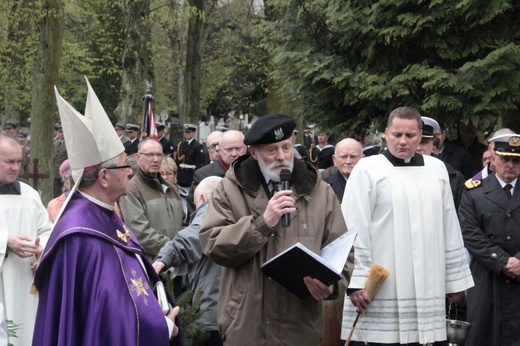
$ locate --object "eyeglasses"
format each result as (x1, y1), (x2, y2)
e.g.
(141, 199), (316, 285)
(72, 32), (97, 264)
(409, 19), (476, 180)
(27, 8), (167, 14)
(208, 143), (219, 150)
(139, 152), (165, 159)
(105, 165), (132, 171)
(160, 171), (177, 176)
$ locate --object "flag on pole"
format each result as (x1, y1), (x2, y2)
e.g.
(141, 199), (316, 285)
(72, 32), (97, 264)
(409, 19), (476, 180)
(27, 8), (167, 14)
(142, 93), (158, 140)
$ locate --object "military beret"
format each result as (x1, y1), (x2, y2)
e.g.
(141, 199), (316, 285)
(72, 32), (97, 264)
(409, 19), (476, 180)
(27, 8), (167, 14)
(4, 121), (18, 130)
(489, 134), (520, 157)
(184, 123), (197, 131)
(421, 116), (440, 139)
(17, 131), (28, 138)
(114, 123), (125, 131)
(126, 124), (140, 132)
(244, 114), (296, 146)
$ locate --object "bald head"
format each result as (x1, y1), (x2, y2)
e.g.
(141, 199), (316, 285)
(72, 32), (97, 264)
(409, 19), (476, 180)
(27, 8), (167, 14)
(206, 131), (223, 162)
(194, 176), (222, 208)
(333, 138), (363, 177)
(0, 134), (23, 184)
(220, 130), (246, 166)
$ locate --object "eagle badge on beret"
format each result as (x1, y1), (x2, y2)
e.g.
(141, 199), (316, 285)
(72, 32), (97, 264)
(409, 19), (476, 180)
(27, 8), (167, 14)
(274, 127), (284, 141)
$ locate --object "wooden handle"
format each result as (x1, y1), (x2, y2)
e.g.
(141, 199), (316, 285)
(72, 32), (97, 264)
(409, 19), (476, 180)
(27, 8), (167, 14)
(344, 312), (361, 346)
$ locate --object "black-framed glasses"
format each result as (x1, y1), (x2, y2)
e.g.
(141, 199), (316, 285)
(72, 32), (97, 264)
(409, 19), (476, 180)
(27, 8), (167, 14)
(208, 143), (219, 150)
(105, 165), (132, 170)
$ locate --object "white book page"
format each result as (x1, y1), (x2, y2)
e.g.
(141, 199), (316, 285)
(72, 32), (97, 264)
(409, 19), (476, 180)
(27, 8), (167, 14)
(319, 230), (357, 274)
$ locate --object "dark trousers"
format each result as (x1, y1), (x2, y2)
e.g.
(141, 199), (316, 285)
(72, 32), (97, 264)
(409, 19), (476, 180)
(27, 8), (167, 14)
(205, 330), (223, 346)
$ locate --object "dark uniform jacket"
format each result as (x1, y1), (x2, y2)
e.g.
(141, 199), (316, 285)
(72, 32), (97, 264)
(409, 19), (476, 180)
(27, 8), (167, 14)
(124, 138), (139, 156)
(159, 136), (175, 156)
(176, 139), (204, 188)
(458, 173), (520, 346)
(310, 145), (334, 170)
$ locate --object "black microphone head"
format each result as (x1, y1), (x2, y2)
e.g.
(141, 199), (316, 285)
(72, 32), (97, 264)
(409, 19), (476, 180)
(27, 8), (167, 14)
(279, 169), (292, 182)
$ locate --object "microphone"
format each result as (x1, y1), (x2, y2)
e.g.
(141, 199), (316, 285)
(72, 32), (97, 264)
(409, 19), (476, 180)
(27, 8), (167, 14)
(279, 169), (292, 227)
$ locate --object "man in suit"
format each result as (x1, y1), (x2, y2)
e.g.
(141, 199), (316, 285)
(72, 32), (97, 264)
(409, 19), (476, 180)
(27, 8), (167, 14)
(123, 124), (140, 156)
(459, 133), (520, 346)
(435, 121), (476, 180)
(189, 130), (245, 204)
(324, 138), (363, 202)
(157, 122), (175, 156)
(175, 124), (204, 188)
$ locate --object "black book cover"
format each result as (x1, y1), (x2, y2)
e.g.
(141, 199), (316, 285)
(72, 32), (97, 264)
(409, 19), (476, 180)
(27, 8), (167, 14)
(261, 243), (342, 299)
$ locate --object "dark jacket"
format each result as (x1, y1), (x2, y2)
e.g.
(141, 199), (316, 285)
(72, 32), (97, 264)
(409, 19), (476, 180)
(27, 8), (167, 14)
(438, 140), (475, 179)
(459, 173), (520, 346)
(324, 170), (347, 202)
(124, 138), (139, 156)
(188, 161), (227, 206)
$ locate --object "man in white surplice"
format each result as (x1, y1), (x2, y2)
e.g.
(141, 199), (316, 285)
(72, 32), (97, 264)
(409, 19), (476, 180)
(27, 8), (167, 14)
(340, 107), (473, 345)
(0, 134), (52, 346)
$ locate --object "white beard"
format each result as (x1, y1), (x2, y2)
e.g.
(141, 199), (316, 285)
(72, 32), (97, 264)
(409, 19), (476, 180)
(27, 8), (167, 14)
(257, 153), (294, 182)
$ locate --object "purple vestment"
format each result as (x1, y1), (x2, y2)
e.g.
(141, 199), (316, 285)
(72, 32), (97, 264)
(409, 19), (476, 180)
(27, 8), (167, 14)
(33, 193), (183, 346)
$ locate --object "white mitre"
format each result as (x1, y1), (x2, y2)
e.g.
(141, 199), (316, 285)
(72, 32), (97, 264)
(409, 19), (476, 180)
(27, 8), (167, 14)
(53, 76), (124, 222)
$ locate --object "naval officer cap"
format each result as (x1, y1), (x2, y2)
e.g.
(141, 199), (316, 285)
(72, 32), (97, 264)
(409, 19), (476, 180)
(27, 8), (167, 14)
(489, 134), (520, 157)
(126, 124), (140, 132)
(4, 121), (18, 130)
(184, 123), (197, 132)
(17, 131), (29, 138)
(421, 116), (440, 139)
(156, 121), (166, 130)
(114, 123), (125, 131)
(244, 114), (296, 145)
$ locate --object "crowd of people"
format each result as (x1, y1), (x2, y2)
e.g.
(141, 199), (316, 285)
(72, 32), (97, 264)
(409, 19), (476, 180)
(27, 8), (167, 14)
(1, 96), (518, 346)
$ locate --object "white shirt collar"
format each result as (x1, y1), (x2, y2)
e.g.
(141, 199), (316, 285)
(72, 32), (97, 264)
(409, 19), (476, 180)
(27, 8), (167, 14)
(78, 191), (114, 210)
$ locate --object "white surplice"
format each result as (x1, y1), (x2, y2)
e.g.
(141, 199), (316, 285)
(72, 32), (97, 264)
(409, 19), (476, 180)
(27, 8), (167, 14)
(0, 182), (52, 346)
(341, 154), (473, 344)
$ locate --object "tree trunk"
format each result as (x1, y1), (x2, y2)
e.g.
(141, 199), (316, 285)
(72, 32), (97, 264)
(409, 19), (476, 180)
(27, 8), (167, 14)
(30, 0), (64, 204)
(184, 0), (205, 125)
(114, 0), (152, 126)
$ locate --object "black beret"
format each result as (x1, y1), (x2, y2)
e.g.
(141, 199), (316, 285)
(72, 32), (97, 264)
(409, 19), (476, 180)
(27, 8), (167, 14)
(244, 114), (296, 145)
(114, 123), (125, 131)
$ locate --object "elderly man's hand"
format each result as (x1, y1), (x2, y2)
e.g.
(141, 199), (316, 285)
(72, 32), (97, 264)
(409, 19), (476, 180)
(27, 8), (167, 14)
(263, 190), (296, 228)
(303, 277), (334, 300)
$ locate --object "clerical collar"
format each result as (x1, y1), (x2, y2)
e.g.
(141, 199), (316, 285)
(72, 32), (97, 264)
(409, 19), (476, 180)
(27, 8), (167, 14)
(78, 191), (114, 210)
(0, 180), (21, 195)
(382, 149), (424, 166)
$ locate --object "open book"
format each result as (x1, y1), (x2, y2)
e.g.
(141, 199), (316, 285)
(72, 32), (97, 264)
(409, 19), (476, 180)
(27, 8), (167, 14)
(261, 231), (357, 299)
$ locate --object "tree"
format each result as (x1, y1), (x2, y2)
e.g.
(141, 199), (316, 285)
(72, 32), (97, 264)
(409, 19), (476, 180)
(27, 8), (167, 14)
(114, 0), (153, 125)
(261, 0), (520, 135)
(31, 0), (64, 203)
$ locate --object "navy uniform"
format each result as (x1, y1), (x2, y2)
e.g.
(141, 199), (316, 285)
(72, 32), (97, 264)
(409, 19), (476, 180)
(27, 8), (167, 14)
(310, 144), (334, 169)
(123, 124), (140, 156)
(459, 134), (520, 346)
(114, 123), (128, 144)
(156, 122), (175, 156)
(176, 124), (204, 188)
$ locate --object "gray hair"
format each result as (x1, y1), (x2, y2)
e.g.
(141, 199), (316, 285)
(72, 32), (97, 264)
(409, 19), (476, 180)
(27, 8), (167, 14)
(79, 155), (121, 189)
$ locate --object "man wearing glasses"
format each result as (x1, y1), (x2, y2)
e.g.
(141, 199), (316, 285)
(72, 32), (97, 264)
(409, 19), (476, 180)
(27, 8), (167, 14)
(176, 123), (204, 189)
(459, 133), (520, 346)
(119, 139), (184, 262)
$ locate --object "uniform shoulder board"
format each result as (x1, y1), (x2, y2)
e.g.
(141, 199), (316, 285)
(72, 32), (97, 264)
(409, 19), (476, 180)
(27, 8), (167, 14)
(465, 180), (482, 189)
